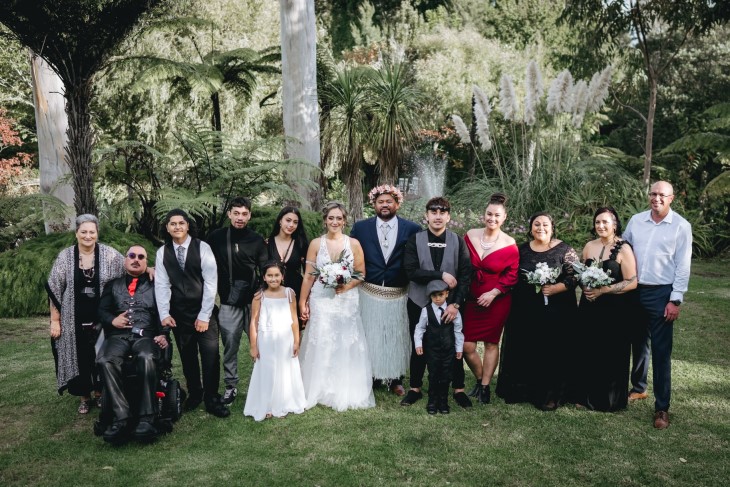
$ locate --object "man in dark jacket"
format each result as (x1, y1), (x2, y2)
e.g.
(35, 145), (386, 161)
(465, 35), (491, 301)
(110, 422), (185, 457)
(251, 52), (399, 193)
(207, 197), (268, 405)
(97, 245), (169, 443)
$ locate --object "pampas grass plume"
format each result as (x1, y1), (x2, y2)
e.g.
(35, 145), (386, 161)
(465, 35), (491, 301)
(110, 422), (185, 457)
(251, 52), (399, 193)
(571, 80), (589, 128)
(474, 102), (492, 151)
(451, 114), (471, 145)
(473, 85), (492, 116)
(524, 61), (543, 126)
(499, 74), (519, 122)
(547, 69), (574, 116)
(587, 65), (613, 113)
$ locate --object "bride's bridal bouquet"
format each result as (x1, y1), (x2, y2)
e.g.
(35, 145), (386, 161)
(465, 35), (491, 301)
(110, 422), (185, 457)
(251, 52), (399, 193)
(523, 262), (561, 305)
(573, 260), (614, 289)
(311, 250), (364, 289)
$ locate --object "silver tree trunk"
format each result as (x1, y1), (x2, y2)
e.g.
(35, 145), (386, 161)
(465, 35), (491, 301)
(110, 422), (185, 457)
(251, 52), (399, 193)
(30, 53), (74, 232)
(280, 0), (321, 210)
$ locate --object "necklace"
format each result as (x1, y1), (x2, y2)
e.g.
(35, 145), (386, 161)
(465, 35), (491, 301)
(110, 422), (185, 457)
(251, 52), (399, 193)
(480, 230), (500, 250)
(79, 252), (95, 280)
(380, 222), (394, 249)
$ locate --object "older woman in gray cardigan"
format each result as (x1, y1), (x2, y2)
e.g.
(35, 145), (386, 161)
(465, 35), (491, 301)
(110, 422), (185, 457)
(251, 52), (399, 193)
(46, 214), (124, 414)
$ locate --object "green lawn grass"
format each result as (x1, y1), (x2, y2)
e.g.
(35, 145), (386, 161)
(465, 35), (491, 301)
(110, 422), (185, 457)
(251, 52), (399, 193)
(1, 259), (728, 486)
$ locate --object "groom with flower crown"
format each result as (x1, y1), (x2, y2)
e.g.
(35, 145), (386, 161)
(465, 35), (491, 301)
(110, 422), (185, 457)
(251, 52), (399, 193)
(350, 184), (421, 396)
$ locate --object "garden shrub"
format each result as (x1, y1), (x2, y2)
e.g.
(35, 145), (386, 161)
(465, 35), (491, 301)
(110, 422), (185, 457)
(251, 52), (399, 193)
(0, 227), (155, 318)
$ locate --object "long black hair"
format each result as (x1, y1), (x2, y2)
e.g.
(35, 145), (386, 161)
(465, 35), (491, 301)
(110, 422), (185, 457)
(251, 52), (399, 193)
(268, 206), (309, 254)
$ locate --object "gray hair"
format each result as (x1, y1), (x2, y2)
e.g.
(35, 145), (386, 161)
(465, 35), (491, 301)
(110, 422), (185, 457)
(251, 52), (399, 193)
(75, 214), (99, 231)
(321, 201), (348, 222)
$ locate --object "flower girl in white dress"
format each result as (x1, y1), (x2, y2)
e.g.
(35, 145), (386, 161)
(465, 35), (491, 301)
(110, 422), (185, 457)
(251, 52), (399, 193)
(244, 261), (306, 421)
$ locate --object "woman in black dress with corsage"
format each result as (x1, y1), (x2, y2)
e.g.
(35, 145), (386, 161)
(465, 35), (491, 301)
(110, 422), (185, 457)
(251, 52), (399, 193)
(267, 207), (309, 305)
(574, 207), (638, 412)
(496, 212), (579, 411)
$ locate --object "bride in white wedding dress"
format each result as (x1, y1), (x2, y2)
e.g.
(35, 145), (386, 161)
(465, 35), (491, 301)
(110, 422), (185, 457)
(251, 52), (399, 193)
(298, 202), (375, 411)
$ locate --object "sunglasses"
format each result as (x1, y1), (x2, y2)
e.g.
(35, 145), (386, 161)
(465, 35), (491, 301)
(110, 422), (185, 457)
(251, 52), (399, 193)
(127, 252), (146, 260)
(427, 205), (450, 212)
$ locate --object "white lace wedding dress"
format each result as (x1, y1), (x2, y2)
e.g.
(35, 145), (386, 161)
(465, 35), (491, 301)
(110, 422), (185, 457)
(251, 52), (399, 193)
(299, 236), (375, 411)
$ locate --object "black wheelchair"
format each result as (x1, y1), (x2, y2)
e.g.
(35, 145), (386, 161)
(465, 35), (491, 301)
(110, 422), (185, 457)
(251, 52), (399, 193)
(93, 341), (185, 443)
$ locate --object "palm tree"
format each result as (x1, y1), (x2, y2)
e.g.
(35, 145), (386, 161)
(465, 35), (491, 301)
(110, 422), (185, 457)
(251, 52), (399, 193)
(319, 65), (370, 220)
(366, 59), (423, 184)
(0, 0), (167, 215)
(128, 23), (280, 131)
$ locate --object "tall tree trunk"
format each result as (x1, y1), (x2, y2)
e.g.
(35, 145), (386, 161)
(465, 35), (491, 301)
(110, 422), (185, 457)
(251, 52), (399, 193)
(642, 76), (657, 187)
(280, 0), (321, 210)
(211, 92), (222, 131)
(64, 79), (97, 215)
(30, 53), (74, 232)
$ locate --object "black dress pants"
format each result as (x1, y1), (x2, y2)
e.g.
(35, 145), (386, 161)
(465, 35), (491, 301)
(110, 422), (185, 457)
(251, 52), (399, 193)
(408, 299), (465, 390)
(424, 322), (456, 394)
(97, 335), (159, 422)
(171, 314), (221, 402)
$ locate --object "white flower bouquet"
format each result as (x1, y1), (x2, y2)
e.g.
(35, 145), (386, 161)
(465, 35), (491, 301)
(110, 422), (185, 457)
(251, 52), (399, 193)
(523, 262), (561, 305)
(310, 250), (363, 289)
(573, 260), (614, 289)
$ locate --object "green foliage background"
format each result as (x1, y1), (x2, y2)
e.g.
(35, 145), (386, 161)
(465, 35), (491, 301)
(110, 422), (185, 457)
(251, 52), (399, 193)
(0, 228), (154, 318)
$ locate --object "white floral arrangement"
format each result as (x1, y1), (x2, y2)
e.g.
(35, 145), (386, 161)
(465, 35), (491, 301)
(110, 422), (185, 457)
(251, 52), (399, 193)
(573, 261), (614, 289)
(523, 262), (561, 305)
(367, 184), (404, 205)
(310, 250), (363, 289)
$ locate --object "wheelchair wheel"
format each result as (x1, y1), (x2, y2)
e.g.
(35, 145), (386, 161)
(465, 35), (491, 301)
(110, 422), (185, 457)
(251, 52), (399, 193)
(162, 379), (183, 422)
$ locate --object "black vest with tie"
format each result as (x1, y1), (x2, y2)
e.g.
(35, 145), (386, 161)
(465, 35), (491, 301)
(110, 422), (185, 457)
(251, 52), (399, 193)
(164, 238), (204, 325)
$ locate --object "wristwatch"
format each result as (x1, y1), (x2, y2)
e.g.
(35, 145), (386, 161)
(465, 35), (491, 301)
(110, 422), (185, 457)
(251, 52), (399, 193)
(452, 303), (460, 310)
(670, 300), (681, 306)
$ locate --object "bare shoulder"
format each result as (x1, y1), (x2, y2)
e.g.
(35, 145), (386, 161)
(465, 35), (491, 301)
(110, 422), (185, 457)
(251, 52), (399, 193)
(349, 236), (363, 251)
(501, 233), (517, 246)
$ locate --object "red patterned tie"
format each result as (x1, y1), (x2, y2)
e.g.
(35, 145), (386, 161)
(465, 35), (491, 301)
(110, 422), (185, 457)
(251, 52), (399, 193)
(128, 277), (138, 297)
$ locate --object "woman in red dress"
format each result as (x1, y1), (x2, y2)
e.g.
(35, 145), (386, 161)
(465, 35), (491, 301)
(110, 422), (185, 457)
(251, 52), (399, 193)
(462, 193), (519, 404)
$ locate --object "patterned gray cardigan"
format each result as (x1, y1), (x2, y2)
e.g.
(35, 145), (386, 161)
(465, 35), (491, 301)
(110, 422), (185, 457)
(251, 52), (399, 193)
(46, 243), (124, 393)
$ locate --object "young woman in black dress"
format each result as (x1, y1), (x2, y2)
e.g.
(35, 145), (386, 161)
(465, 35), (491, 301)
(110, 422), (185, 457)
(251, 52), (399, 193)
(266, 207), (309, 311)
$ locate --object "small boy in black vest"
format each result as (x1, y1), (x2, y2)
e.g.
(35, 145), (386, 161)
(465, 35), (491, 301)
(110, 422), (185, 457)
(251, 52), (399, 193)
(414, 280), (464, 414)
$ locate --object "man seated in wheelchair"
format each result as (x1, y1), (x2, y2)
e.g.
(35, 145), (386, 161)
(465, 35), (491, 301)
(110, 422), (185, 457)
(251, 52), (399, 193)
(96, 245), (171, 444)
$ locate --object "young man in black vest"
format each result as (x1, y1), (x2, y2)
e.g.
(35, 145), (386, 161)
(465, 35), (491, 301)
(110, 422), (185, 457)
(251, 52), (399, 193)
(207, 197), (268, 405)
(401, 196), (472, 408)
(155, 209), (229, 418)
(97, 245), (169, 443)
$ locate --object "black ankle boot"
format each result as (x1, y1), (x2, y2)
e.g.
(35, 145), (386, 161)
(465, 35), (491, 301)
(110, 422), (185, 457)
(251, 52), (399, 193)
(467, 382), (483, 397)
(426, 393), (438, 415)
(479, 384), (491, 404)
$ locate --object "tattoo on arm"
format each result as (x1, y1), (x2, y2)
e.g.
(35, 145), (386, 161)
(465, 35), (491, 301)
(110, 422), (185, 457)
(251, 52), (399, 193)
(612, 275), (636, 293)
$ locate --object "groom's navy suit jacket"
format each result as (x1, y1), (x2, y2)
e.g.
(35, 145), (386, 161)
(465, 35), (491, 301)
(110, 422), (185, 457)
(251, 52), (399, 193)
(350, 216), (421, 288)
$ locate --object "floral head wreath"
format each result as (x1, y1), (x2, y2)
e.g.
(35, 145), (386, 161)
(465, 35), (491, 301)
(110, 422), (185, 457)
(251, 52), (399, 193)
(368, 184), (404, 205)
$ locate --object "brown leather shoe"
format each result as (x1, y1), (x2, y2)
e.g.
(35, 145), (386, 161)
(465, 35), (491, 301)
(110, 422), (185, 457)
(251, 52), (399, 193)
(390, 384), (406, 397)
(654, 411), (670, 429)
(629, 391), (648, 401)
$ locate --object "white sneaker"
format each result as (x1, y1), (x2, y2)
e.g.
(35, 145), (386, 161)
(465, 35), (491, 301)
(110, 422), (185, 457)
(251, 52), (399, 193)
(222, 386), (237, 405)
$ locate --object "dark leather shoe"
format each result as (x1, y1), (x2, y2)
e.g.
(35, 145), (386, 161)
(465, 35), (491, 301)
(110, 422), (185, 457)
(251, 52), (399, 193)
(184, 391), (203, 411)
(133, 421), (158, 442)
(437, 397), (450, 414)
(390, 384), (406, 397)
(426, 396), (438, 415)
(400, 390), (423, 406)
(654, 411), (669, 429)
(103, 420), (128, 445)
(206, 401), (231, 418)
(453, 391), (472, 409)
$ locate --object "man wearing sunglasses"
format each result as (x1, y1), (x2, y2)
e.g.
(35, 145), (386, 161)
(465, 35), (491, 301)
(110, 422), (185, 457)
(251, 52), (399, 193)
(96, 245), (169, 443)
(623, 180), (692, 429)
(401, 196), (472, 410)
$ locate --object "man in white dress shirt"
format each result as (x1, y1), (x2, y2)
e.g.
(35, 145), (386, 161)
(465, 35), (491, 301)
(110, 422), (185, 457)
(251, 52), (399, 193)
(623, 181), (692, 429)
(155, 209), (229, 418)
